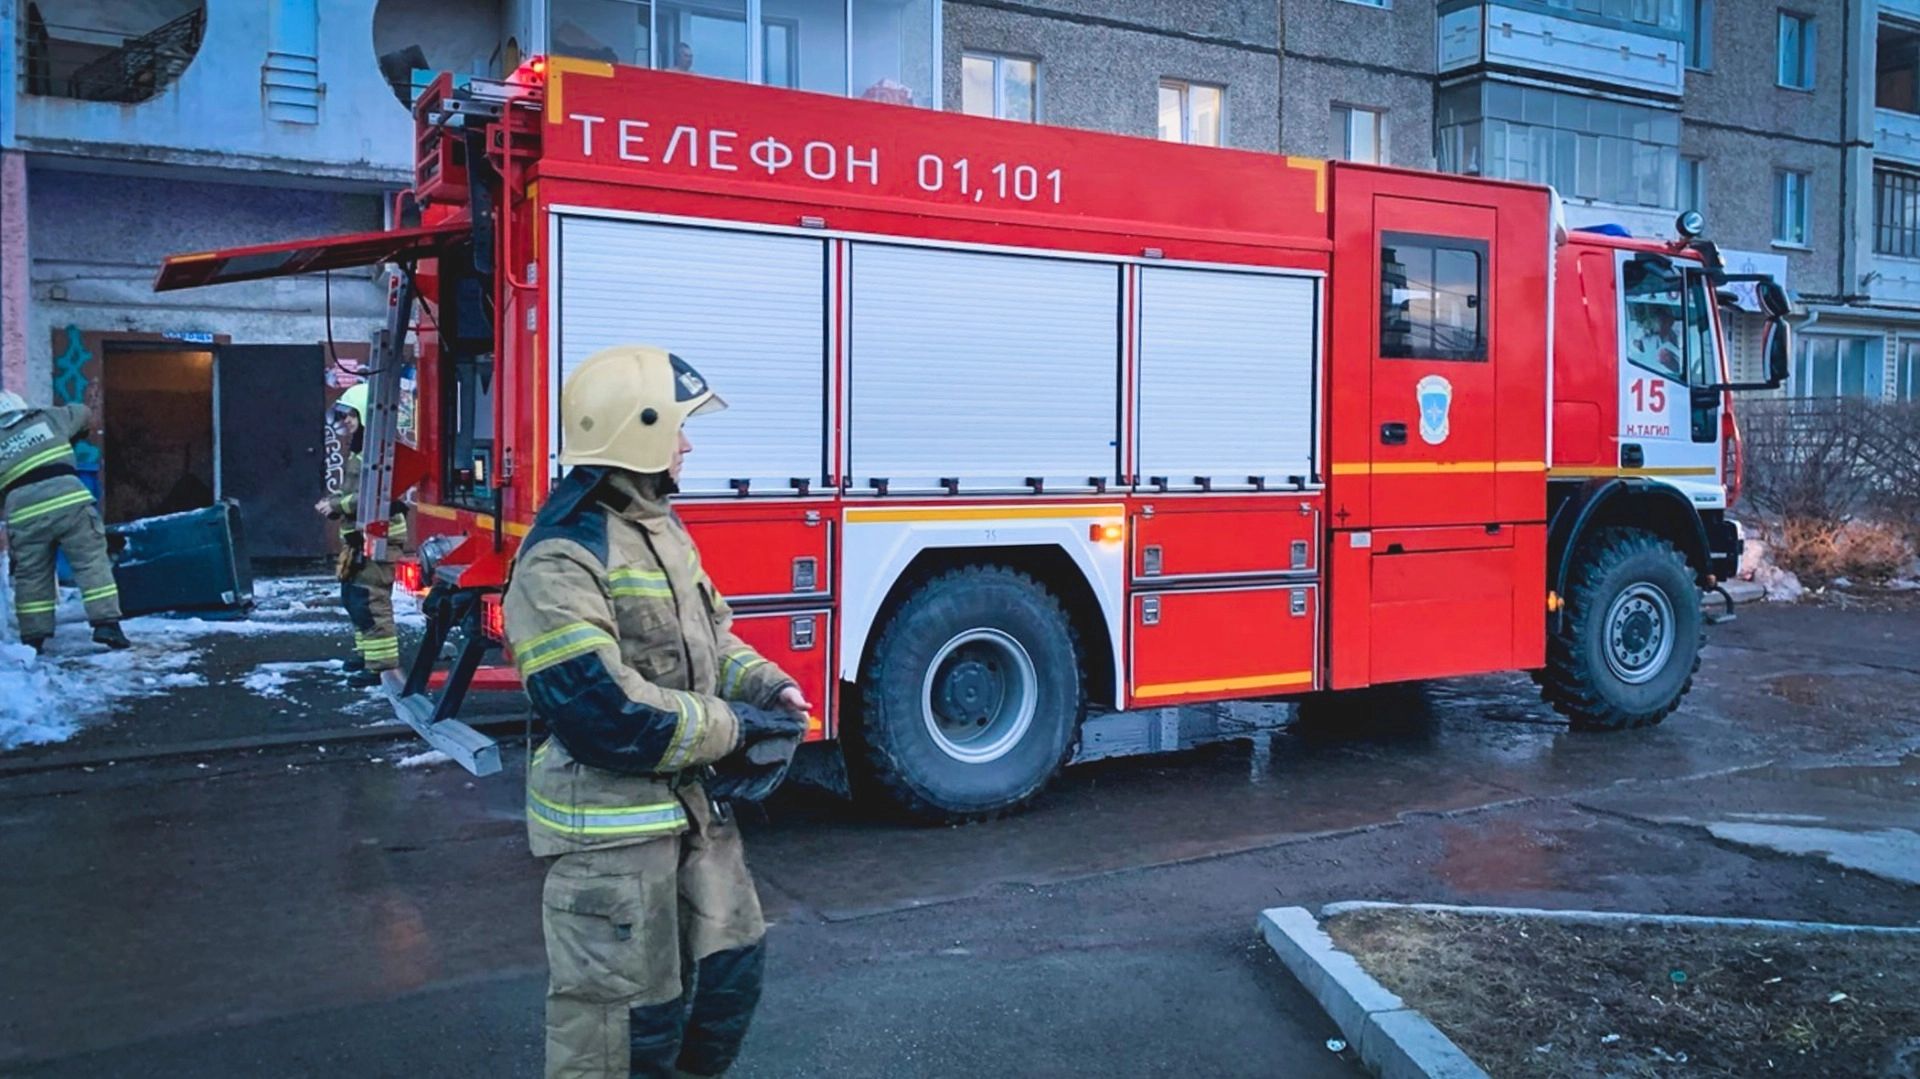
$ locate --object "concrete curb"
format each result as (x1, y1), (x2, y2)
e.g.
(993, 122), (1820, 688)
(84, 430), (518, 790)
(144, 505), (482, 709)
(1261, 903), (1920, 1079)
(1318, 901), (1920, 936)
(1258, 907), (1489, 1079)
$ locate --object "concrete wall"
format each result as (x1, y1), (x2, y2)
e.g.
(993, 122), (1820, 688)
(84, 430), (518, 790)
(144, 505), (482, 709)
(941, 0), (1280, 150)
(1680, 0), (1849, 305)
(23, 169), (387, 403)
(1278, 0), (1435, 167)
(11, 0), (418, 183)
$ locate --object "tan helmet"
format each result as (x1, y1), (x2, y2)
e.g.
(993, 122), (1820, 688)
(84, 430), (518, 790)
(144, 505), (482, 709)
(558, 345), (726, 473)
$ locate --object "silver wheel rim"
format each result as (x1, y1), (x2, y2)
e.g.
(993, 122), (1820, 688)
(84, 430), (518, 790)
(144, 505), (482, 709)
(1604, 583), (1675, 685)
(920, 628), (1037, 764)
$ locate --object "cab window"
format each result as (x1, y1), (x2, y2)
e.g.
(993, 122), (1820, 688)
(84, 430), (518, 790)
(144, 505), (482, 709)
(1621, 255), (1688, 381)
(1381, 232), (1488, 362)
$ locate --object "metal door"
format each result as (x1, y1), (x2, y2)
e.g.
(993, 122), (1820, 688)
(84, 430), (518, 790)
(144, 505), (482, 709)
(1370, 198), (1501, 527)
(217, 345), (327, 559)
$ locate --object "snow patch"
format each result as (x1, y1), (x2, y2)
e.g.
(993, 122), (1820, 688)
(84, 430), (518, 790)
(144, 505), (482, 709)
(239, 659), (345, 699)
(395, 749), (452, 769)
(0, 638), (203, 751)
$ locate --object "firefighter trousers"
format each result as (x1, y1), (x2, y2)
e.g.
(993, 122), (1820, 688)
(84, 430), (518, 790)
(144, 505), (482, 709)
(340, 559), (399, 671)
(7, 499), (120, 643)
(542, 790), (767, 1079)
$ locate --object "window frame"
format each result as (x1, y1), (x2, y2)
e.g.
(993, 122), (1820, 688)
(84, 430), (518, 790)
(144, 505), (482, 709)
(1332, 103), (1385, 163)
(1677, 155), (1705, 215)
(1874, 167), (1920, 258)
(1777, 11), (1816, 91)
(1685, 0), (1713, 71)
(961, 50), (1038, 121)
(1773, 169), (1810, 247)
(1899, 338), (1920, 401)
(1379, 231), (1490, 364)
(1793, 333), (1885, 399)
(542, 0), (942, 107)
(1158, 78), (1226, 146)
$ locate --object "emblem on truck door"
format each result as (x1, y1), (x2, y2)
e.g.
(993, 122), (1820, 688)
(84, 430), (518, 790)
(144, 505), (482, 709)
(1416, 374), (1453, 445)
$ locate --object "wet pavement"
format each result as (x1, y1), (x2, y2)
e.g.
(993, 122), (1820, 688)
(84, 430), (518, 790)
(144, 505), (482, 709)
(2, 592), (1918, 1076)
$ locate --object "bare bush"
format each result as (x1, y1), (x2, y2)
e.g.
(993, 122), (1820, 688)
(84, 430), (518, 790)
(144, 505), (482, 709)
(1737, 398), (1920, 526)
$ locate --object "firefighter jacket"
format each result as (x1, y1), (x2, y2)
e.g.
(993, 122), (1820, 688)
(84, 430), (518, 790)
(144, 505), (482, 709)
(0, 404), (93, 527)
(504, 466), (798, 857)
(324, 450), (409, 549)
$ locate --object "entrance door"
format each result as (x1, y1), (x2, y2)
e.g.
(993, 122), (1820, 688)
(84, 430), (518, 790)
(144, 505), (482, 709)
(217, 345), (327, 559)
(1370, 198), (1500, 528)
(101, 344), (215, 524)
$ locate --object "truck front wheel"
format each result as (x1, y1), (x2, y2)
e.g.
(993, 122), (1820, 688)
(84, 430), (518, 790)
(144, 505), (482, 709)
(1542, 527), (1702, 731)
(851, 566), (1083, 823)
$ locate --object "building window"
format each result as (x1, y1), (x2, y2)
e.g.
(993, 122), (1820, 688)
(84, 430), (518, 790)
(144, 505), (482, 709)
(1685, 0), (1712, 70)
(1794, 336), (1883, 398)
(1538, 0), (1681, 32)
(1773, 170), (1809, 246)
(1899, 340), (1920, 400)
(1335, 0), (1391, 7)
(1778, 12), (1816, 90)
(1874, 168), (1920, 257)
(1435, 82), (1679, 209)
(962, 52), (1036, 121)
(1158, 79), (1224, 146)
(1879, 24), (1920, 114)
(1333, 104), (1384, 163)
(1380, 232), (1488, 363)
(545, 0), (935, 105)
(1677, 156), (1705, 215)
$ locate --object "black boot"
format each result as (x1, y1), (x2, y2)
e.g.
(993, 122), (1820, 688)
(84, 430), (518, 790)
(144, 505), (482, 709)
(24, 637), (48, 655)
(346, 668), (383, 688)
(343, 655), (366, 674)
(91, 622), (131, 650)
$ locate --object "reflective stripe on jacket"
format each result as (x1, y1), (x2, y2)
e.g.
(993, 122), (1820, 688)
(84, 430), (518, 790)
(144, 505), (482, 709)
(0, 405), (91, 524)
(503, 467), (797, 856)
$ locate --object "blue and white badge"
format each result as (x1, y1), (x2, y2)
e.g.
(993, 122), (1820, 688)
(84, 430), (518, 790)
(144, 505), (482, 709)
(1416, 375), (1452, 445)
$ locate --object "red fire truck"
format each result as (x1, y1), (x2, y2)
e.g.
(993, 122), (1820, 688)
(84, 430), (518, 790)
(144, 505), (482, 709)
(156, 58), (1791, 821)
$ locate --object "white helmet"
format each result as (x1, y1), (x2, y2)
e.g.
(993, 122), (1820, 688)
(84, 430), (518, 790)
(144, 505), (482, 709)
(559, 345), (726, 474)
(0, 390), (28, 417)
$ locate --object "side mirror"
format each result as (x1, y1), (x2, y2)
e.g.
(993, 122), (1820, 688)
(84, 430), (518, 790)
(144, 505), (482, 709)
(1756, 280), (1793, 319)
(1764, 318), (1792, 387)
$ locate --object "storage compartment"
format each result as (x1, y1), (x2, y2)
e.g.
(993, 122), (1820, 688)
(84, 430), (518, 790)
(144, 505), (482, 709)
(727, 609), (833, 739)
(848, 243), (1120, 492)
(1129, 584), (1317, 706)
(554, 217), (827, 494)
(1132, 498), (1320, 580)
(1368, 543), (1518, 684)
(1135, 267), (1318, 489)
(681, 507), (831, 601)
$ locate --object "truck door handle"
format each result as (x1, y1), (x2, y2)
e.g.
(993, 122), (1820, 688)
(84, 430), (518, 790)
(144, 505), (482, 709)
(1380, 422), (1408, 446)
(1621, 443), (1645, 468)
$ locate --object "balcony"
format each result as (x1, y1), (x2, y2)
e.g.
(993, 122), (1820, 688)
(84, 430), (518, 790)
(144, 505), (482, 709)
(1438, 0), (1684, 99)
(9, 0), (429, 184)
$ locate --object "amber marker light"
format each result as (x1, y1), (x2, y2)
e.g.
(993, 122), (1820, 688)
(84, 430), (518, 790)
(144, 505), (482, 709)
(1090, 522), (1124, 544)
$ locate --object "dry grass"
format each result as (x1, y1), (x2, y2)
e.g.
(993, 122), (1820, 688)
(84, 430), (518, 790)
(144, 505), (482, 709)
(1773, 519), (1915, 586)
(1325, 908), (1920, 1079)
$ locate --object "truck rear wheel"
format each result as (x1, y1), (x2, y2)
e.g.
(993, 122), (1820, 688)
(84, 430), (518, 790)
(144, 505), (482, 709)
(1542, 527), (1702, 731)
(852, 566), (1083, 823)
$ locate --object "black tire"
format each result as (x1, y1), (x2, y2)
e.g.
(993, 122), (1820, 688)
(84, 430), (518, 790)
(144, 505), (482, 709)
(851, 566), (1083, 823)
(1542, 527), (1702, 731)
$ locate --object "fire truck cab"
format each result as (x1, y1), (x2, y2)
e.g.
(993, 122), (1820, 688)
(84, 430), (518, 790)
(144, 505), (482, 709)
(156, 60), (1791, 821)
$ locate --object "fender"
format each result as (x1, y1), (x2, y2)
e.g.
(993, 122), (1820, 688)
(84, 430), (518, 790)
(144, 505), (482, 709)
(1546, 478), (1710, 631)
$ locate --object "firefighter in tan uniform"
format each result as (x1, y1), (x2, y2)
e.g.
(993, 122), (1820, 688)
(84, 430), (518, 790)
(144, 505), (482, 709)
(505, 346), (811, 1079)
(315, 384), (409, 688)
(0, 391), (128, 652)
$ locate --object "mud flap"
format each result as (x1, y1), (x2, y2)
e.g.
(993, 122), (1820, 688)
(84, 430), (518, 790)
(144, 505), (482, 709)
(385, 585), (503, 776)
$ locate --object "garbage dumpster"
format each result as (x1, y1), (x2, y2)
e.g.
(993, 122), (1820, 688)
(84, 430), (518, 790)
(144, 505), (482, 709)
(107, 500), (253, 617)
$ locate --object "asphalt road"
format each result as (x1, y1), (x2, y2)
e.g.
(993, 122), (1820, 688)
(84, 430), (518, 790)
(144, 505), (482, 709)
(2, 591), (1917, 1077)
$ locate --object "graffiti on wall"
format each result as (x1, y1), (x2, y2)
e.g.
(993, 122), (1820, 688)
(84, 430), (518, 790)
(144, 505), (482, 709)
(50, 325), (101, 469)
